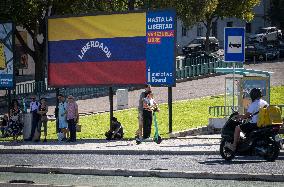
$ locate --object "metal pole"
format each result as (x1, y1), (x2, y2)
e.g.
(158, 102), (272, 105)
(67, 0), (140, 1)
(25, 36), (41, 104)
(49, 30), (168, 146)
(168, 87), (172, 133)
(7, 89), (11, 114)
(232, 62), (235, 109)
(109, 87), (114, 127)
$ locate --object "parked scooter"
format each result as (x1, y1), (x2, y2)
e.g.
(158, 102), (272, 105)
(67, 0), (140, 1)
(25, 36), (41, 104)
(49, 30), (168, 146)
(220, 111), (282, 162)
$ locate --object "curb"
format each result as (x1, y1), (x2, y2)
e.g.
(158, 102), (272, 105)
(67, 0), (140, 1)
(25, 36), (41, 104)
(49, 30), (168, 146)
(1, 165), (284, 182)
(0, 149), (219, 155)
(1, 148), (284, 156)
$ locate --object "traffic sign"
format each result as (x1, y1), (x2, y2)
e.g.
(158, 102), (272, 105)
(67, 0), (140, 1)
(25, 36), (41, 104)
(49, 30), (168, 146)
(224, 27), (245, 62)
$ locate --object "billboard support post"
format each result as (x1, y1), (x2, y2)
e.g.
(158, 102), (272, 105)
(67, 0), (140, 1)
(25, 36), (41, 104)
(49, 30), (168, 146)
(109, 87), (114, 127)
(55, 88), (59, 133)
(7, 89), (11, 113)
(168, 87), (173, 133)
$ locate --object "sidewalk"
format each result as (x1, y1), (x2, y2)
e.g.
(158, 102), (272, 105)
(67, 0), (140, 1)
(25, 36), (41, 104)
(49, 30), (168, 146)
(0, 134), (283, 155)
(1, 134), (284, 182)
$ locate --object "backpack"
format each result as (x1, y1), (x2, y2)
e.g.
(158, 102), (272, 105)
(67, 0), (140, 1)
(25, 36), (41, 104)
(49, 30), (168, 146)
(257, 105), (283, 128)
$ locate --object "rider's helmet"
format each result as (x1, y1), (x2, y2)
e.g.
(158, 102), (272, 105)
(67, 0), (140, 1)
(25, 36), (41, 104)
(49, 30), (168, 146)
(249, 88), (262, 102)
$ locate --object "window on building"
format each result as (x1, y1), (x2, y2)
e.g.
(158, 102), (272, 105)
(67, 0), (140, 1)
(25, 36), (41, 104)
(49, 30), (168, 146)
(182, 26), (187, 37)
(227, 21), (233, 27)
(212, 22), (217, 37)
(197, 24), (203, 36)
(246, 23), (251, 33)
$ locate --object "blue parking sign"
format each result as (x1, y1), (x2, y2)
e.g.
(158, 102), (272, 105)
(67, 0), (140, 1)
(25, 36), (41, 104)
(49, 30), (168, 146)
(224, 27), (245, 62)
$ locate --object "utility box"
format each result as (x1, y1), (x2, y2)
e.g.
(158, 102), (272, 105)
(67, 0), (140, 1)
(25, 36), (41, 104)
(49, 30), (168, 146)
(116, 89), (128, 110)
(22, 113), (33, 140)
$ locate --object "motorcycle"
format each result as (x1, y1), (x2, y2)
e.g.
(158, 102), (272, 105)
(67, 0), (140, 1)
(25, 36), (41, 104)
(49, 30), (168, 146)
(220, 111), (282, 162)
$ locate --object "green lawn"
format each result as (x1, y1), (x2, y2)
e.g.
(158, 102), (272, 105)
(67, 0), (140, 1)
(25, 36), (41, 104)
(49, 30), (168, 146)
(44, 86), (284, 140)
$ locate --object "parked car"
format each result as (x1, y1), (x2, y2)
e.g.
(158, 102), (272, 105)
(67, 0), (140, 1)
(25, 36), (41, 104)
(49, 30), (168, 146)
(245, 43), (280, 62)
(249, 27), (282, 43)
(182, 37), (219, 55)
(278, 40), (284, 57)
(245, 44), (266, 61)
(265, 44), (280, 60)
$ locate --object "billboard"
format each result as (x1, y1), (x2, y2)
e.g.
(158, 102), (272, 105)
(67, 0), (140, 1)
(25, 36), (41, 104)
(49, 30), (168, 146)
(47, 10), (176, 87)
(0, 22), (14, 89)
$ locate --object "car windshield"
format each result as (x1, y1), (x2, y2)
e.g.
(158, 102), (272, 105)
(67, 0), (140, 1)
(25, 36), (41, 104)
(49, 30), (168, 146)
(255, 45), (266, 50)
(256, 28), (268, 34)
(190, 39), (204, 44)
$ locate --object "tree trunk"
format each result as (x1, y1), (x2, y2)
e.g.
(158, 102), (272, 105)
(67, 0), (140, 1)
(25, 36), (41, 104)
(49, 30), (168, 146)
(33, 22), (45, 83)
(205, 19), (212, 53)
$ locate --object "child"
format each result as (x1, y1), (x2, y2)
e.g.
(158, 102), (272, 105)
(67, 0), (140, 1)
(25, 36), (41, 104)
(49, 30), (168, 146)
(105, 117), (124, 140)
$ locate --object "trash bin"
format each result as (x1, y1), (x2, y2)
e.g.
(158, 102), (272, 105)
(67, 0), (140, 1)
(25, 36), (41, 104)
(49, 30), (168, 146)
(22, 113), (33, 140)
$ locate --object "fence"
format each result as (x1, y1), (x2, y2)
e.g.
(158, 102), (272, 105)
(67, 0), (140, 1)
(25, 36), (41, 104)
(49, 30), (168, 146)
(209, 105), (284, 117)
(176, 56), (243, 80)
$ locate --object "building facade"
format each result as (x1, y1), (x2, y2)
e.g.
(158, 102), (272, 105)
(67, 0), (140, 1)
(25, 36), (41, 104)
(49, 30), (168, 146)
(177, 0), (271, 48)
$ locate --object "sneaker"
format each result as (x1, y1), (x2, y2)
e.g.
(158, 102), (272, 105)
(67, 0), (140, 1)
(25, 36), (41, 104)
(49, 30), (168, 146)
(136, 137), (142, 145)
(143, 138), (152, 142)
(224, 142), (236, 152)
(62, 137), (67, 141)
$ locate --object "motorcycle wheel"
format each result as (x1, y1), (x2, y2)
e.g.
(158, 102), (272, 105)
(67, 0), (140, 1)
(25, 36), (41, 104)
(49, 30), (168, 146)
(220, 139), (235, 161)
(263, 142), (280, 162)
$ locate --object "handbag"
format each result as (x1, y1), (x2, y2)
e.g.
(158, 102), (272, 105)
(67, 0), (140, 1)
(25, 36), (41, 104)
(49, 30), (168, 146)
(41, 115), (48, 122)
(76, 124), (81, 132)
(57, 132), (64, 141)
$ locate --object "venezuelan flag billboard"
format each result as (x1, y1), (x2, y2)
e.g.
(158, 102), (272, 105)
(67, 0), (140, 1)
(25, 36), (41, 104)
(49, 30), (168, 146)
(47, 10), (176, 87)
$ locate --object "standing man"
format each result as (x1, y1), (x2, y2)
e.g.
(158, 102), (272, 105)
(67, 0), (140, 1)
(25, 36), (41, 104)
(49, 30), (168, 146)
(66, 95), (79, 142)
(28, 95), (39, 140)
(135, 84), (151, 144)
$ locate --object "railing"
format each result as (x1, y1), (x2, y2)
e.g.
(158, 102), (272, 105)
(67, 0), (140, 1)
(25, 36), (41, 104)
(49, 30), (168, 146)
(176, 57), (243, 80)
(209, 105), (284, 117)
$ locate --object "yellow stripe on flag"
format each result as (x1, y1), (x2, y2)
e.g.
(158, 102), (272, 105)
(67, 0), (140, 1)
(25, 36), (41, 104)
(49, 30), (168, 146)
(48, 13), (146, 41)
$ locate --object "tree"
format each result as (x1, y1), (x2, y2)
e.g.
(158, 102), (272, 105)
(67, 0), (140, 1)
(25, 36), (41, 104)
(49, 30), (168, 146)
(269, 0), (284, 30)
(147, 0), (260, 52)
(0, 0), (133, 82)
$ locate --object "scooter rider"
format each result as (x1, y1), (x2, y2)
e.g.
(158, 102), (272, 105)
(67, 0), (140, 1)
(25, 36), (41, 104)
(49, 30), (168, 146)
(225, 88), (268, 151)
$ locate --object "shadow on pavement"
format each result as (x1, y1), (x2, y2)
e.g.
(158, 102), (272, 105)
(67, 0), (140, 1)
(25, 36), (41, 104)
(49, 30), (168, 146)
(199, 155), (284, 165)
(0, 138), (136, 146)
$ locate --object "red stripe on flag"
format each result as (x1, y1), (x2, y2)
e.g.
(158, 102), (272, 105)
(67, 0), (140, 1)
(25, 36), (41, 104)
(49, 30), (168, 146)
(48, 61), (146, 86)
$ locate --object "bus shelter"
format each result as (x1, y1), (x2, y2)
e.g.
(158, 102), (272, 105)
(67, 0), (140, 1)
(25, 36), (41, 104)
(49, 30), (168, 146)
(212, 68), (272, 116)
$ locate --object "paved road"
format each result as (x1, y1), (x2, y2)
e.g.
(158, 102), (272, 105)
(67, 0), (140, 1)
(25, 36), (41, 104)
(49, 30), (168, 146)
(1, 172), (283, 187)
(1, 153), (284, 175)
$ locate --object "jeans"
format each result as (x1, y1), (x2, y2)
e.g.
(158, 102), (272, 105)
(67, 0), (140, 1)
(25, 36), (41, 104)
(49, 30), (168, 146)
(67, 118), (76, 141)
(143, 110), (152, 139)
(30, 111), (39, 139)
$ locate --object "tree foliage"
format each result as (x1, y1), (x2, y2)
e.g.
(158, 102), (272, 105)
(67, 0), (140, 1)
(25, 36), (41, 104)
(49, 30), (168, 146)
(269, 0), (284, 30)
(0, 0), (134, 82)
